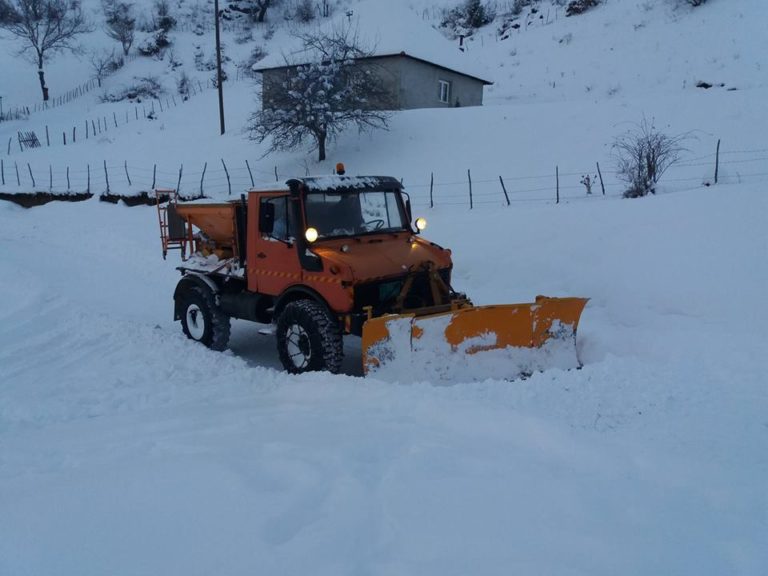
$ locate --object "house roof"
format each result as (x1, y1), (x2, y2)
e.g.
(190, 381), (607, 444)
(253, 52), (493, 85)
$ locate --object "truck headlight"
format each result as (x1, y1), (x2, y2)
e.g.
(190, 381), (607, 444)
(305, 227), (318, 243)
(415, 217), (427, 231)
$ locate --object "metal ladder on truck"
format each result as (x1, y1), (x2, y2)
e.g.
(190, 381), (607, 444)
(155, 188), (193, 260)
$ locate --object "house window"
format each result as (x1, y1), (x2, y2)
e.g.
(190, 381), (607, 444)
(438, 80), (451, 103)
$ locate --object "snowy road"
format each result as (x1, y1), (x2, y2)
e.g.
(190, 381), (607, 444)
(1, 188), (766, 575)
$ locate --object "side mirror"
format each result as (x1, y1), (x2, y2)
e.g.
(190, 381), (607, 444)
(402, 191), (413, 223)
(259, 201), (275, 235)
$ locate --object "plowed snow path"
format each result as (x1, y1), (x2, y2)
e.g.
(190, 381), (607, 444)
(1, 194), (766, 575)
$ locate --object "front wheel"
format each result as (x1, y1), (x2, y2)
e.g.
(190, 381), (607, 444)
(276, 300), (343, 374)
(179, 285), (231, 351)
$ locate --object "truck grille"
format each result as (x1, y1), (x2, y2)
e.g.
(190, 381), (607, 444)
(353, 268), (452, 314)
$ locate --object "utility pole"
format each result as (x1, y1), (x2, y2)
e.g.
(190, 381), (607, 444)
(214, 0), (225, 135)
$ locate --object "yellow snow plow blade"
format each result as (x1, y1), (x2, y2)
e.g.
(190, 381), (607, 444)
(362, 296), (589, 380)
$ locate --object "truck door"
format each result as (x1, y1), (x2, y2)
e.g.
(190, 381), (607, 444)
(249, 195), (303, 296)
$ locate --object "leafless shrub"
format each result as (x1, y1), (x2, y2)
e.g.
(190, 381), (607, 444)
(612, 117), (687, 198)
(441, 0), (496, 38)
(565, 0), (599, 17)
(240, 44), (267, 78)
(89, 49), (124, 87)
(176, 70), (191, 100)
(293, 0), (315, 22)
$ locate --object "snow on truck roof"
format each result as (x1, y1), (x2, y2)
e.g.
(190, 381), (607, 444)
(244, 176), (403, 195)
(295, 176), (402, 193)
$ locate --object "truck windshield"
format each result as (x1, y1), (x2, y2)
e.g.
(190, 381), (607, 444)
(304, 190), (408, 239)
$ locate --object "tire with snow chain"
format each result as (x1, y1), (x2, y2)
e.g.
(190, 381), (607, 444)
(276, 300), (343, 374)
(179, 285), (231, 351)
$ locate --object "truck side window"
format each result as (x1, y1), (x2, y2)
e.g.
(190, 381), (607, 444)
(261, 196), (294, 241)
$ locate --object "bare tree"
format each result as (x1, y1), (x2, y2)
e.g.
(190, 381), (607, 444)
(0, 0), (91, 101)
(103, 0), (135, 55)
(253, 0), (277, 23)
(226, 0), (280, 23)
(247, 25), (391, 162)
(89, 49), (122, 87)
(613, 117), (687, 198)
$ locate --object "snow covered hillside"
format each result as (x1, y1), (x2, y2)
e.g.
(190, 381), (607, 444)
(1, 0), (767, 574)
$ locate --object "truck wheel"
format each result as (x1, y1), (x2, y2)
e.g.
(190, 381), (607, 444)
(180, 285), (231, 351)
(276, 300), (342, 374)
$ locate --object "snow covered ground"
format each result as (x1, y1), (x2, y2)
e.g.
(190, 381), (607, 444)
(1, 0), (767, 574)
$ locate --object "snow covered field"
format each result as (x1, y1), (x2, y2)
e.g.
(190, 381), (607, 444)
(1, 0), (767, 574)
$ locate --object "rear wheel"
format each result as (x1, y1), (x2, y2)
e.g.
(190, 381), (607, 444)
(180, 285), (231, 351)
(276, 300), (343, 374)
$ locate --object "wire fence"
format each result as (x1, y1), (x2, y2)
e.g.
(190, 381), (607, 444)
(1, 144), (766, 209)
(1, 73), (249, 155)
(0, 55), (141, 121)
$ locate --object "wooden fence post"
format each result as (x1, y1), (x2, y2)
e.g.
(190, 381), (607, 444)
(72, 126), (76, 143)
(429, 172), (434, 208)
(45, 125), (50, 146)
(63, 132), (66, 146)
(66, 166), (70, 191)
(499, 176), (510, 205)
(104, 160), (110, 193)
(15, 162), (20, 186)
(87, 164), (90, 193)
(467, 169), (473, 209)
(222, 159), (232, 195)
(715, 139), (721, 184)
(200, 162), (207, 195)
(274, 166), (278, 182)
(49, 165), (52, 191)
(0, 159), (3, 186)
(596, 162), (605, 195)
(245, 159), (254, 187)
(7, 137), (11, 155)
(27, 163), (35, 188)
(124, 161), (132, 186)
(556, 166), (560, 204)
(152, 164), (157, 189)
(176, 164), (183, 193)
(113, 112), (118, 127)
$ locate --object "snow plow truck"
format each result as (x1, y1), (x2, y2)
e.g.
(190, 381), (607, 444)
(156, 173), (588, 377)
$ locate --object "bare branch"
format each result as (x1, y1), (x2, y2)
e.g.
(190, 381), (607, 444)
(247, 24), (392, 162)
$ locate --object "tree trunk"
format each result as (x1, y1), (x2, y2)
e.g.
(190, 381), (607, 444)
(256, 4), (268, 22)
(317, 133), (327, 162)
(37, 54), (49, 102)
